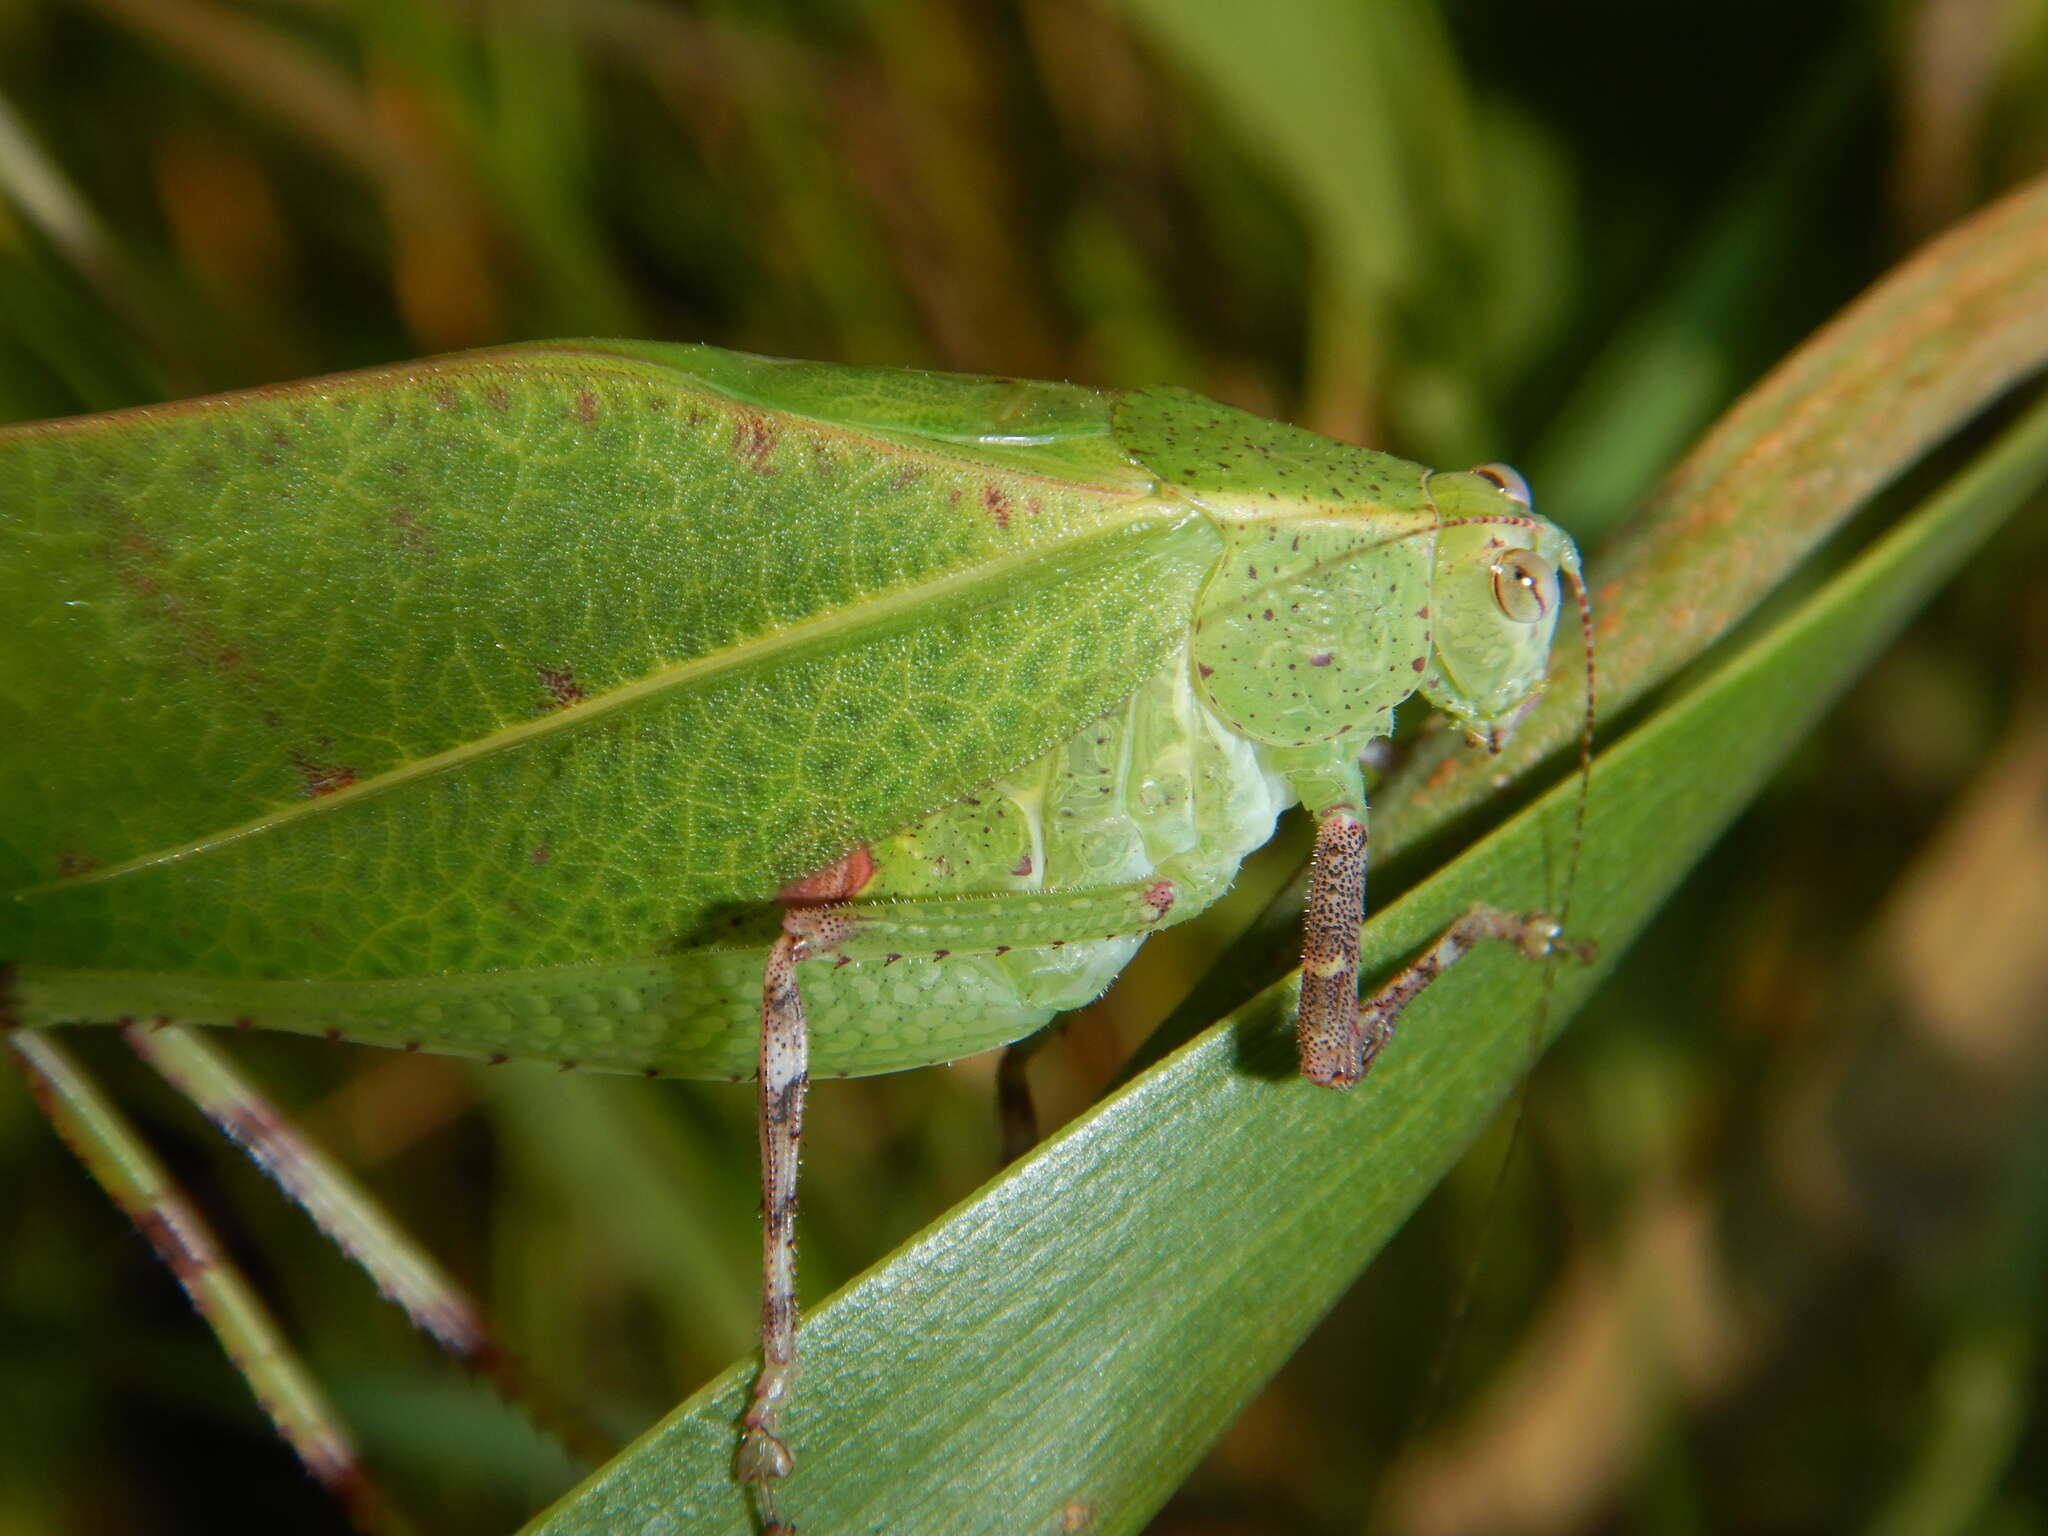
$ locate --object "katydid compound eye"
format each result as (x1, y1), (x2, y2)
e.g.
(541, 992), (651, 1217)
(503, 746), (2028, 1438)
(1490, 548), (1554, 623)
(1471, 462), (1532, 507)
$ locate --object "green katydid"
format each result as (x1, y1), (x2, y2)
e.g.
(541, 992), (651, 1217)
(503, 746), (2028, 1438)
(0, 340), (1589, 1531)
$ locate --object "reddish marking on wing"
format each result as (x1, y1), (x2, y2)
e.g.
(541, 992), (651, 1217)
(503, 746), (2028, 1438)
(1011, 854), (1034, 878)
(530, 845), (552, 865)
(104, 524), (288, 702)
(1411, 655), (1426, 672)
(575, 390), (599, 424)
(1309, 652), (1333, 667)
(1198, 663), (1215, 678)
(390, 507), (434, 555)
(777, 846), (878, 905)
(733, 409), (778, 472)
(1026, 496), (1043, 517)
(537, 665), (586, 710)
(981, 484), (1013, 530)
(1142, 879), (1176, 922)
(55, 850), (99, 878)
(487, 385), (511, 413)
(291, 750), (357, 797)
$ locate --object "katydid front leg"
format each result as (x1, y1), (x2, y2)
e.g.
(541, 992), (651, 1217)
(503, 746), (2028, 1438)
(1297, 807), (1369, 1086)
(1297, 804), (1591, 1090)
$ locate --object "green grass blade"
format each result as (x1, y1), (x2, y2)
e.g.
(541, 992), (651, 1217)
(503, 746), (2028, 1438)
(121, 1021), (614, 1465)
(1387, 170), (2048, 843)
(124, 1022), (494, 1355)
(6, 1028), (415, 1535)
(515, 387), (2048, 1535)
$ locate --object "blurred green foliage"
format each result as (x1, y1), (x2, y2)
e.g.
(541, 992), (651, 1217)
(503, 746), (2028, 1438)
(2, 2), (2047, 1534)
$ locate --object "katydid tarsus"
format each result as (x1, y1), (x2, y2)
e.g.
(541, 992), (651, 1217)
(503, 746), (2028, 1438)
(0, 340), (1591, 1530)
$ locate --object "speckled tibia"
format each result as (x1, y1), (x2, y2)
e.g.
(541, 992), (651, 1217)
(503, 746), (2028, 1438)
(0, 341), (1588, 1531)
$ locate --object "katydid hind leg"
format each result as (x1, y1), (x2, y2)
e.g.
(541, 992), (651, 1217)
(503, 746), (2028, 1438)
(996, 1026), (1056, 1164)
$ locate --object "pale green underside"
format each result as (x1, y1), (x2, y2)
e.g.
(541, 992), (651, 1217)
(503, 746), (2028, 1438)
(11, 947), (1137, 1080)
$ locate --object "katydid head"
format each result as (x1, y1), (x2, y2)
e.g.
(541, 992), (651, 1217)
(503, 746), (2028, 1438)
(1416, 466), (1586, 752)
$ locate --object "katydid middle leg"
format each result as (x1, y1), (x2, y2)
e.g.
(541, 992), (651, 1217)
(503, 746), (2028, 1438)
(732, 873), (1202, 1523)
(735, 925), (818, 1534)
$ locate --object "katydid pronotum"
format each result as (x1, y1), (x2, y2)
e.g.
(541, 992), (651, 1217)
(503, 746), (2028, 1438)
(0, 341), (1591, 1531)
